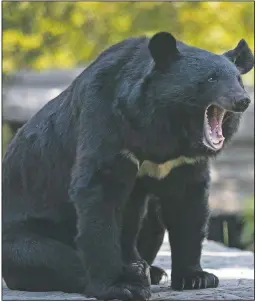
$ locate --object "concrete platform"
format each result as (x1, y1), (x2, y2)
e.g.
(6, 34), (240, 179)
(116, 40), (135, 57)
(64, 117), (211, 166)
(2, 234), (254, 300)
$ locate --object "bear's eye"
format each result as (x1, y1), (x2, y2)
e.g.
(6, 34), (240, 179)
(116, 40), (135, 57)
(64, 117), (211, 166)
(208, 75), (218, 82)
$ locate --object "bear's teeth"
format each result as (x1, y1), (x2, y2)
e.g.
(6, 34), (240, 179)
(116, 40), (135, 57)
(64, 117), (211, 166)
(219, 109), (226, 122)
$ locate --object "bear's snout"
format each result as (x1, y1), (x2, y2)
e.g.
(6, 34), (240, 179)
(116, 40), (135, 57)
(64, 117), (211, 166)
(232, 96), (251, 112)
(217, 92), (251, 113)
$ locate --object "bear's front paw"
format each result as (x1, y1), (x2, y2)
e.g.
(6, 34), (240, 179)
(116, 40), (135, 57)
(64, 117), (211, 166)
(123, 260), (151, 286)
(172, 270), (219, 290)
(85, 261), (152, 300)
(86, 283), (151, 300)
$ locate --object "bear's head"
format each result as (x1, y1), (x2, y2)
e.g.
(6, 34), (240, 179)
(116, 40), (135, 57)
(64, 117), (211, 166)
(137, 32), (254, 160)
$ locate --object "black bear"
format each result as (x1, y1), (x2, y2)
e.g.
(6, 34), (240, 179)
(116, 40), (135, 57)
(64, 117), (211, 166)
(3, 32), (254, 300)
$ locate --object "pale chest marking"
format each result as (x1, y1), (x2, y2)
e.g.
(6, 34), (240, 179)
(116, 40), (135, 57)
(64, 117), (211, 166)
(121, 149), (205, 180)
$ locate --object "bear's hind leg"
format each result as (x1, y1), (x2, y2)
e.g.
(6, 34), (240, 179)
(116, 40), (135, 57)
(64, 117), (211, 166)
(3, 227), (84, 293)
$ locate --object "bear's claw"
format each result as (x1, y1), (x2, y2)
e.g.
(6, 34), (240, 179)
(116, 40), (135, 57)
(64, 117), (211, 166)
(150, 266), (168, 285)
(172, 270), (219, 290)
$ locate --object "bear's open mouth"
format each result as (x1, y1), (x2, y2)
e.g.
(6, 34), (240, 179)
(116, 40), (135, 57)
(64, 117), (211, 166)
(203, 105), (226, 151)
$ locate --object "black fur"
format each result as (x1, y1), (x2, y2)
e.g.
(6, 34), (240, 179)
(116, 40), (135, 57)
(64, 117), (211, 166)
(2, 32), (253, 300)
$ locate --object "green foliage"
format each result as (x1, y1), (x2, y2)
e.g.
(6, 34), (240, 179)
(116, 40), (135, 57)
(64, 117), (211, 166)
(2, 123), (12, 157)
(241, 197), (254, 251)
(3, 2), (254, 83)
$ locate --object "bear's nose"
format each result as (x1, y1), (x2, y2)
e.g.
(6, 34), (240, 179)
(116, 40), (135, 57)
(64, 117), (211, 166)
(233, 97), (251, 112)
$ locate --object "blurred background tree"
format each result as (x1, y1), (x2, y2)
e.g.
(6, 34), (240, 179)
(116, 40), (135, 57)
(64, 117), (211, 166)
(3, 1), (254, 83)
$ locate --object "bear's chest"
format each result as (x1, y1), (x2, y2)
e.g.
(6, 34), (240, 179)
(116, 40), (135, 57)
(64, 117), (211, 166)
(121, 150), (204, 180)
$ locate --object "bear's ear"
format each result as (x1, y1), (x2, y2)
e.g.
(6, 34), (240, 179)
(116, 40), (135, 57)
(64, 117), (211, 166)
(148, 32), (180, 70)
(223, 39), (254, 74)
